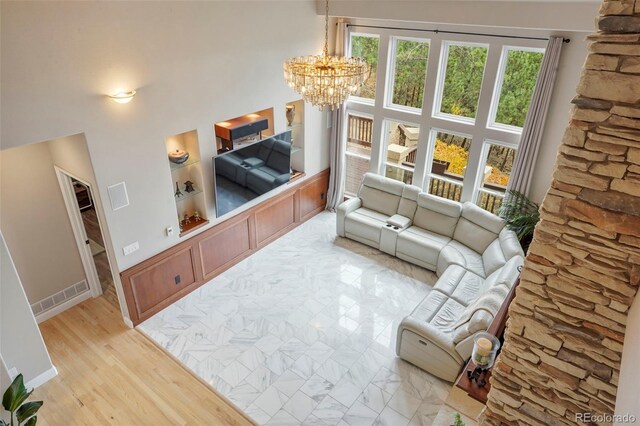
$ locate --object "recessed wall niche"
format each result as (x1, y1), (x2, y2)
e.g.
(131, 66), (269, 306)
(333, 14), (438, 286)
(165, 129), (209, 236)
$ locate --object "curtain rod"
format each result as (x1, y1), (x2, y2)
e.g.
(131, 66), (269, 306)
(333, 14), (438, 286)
(346, 23), (570, 43)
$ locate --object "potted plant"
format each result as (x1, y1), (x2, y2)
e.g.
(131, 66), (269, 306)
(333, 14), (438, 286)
(1, 374), (43, 426)
(451, 412), (466, 426)
(498, 190), (540, 251)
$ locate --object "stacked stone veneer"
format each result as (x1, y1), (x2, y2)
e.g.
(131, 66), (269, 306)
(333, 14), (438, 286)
(482, 1), (640, 425)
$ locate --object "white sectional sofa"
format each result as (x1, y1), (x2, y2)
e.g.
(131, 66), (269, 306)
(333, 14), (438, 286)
(337, 173), (524, 382)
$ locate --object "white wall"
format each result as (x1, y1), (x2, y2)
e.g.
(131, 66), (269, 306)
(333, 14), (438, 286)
(0, 232), (55, 387)
(324, 1), (599, 32)
(0, 1), (329, 278)
(615, 297), (640, 424)
(0, 143), (85, 302)
(47, 134), (127, 319)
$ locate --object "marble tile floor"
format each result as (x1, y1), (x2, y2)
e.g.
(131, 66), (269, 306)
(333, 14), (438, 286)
(139, 212), (467, 425)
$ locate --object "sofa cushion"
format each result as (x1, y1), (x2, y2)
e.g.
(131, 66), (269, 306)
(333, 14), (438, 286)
(434, 265), (486, 307)
(453, 202), (505, 253)
(412, 194), (462, 238)
(266, 139), (292, 174)
(499, 227), (525, 260)
(358, 173), (404, 217)
(344, 207), (388, 245)
(437, 241), (485, 277)
(257, 138), (274, 161)
(412, 290), (467, 330)
(397, 185), (421, 219)
(396, 226), (451, 270)
(482, 239), (507, 277)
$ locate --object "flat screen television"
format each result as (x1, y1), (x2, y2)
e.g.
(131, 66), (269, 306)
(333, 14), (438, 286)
(213, 130), (292, 217)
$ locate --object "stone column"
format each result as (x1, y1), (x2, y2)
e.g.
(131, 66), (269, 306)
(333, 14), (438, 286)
(482, 1), (640, 425)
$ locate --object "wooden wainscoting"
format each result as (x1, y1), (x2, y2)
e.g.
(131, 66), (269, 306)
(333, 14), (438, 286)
(121, 169), (330, 325)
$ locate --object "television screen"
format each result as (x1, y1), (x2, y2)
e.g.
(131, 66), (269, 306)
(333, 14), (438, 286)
(213, 130), (292, 217)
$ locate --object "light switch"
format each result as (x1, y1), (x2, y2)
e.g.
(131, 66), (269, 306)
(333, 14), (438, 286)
(123, 241), (139, 256)
(166, 226), (173, 236)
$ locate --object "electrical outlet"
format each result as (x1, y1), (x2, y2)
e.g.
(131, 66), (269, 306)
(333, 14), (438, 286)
(123, 241), (139, 256)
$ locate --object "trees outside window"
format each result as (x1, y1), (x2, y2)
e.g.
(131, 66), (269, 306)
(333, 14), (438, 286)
(344, 28), (546, 213)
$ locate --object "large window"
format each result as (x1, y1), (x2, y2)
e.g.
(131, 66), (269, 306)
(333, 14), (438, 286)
(388, 37), (430, 110)
(490, 47), (545, 130)
(344, 28), (545, 213)
(384, 120), (420, 184)
(344, 112), (373, 196)
(349, 34), (380, 102)
(436, 43), (488, 121)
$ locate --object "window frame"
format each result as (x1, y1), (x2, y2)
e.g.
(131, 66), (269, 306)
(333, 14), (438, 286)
(486, 45), (546, 134)
(384, 36), (431, 116)
(344, 109), (375, 197)
(380, 117), (422, 184)
(432, 40), (490, 126)
(343, 25), (546, 211)
(347, 32), (382, 107)
(472, 139), (518, 205)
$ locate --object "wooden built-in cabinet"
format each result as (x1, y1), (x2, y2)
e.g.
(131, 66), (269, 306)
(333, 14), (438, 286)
(121, 169), (330, 325)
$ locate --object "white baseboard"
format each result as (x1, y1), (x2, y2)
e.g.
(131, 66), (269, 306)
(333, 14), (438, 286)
(34, 290), (91, 323)
(123, 317), (134, 329)
(25, 366), (58, 389)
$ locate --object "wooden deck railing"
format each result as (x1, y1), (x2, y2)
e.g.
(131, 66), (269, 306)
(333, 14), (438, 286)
(347, 115), (373, 147)
(428, 176), (463, 202)
(477, 191), (505, 215)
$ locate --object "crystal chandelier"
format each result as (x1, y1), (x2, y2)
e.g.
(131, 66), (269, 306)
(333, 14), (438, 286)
(283, 0), (370, 110)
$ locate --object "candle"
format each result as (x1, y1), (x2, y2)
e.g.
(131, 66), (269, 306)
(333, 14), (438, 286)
(476, 337), (493, 357)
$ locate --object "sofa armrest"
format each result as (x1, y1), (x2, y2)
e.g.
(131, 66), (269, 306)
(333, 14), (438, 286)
(336, 197), (362, 237)
(274, 173), (290, 186)
(397, 316), (463, 363)
(436, 245), (467, 276)
(386, 214), (412, 230)
(242, 157), (265, 168)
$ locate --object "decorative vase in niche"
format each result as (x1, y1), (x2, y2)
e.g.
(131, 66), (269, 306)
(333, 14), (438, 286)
(169, 149), (189, 164)
(286, 105), (296, 127)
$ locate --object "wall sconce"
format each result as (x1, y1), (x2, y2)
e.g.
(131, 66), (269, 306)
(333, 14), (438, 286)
(108, 90), (136, 104)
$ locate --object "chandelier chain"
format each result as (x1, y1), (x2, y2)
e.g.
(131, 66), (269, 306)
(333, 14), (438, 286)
(323, 0), (329, 58)
(283, 0), (370, 110)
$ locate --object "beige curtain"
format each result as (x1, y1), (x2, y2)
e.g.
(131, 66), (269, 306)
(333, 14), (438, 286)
(507, 36), (564, 196)
(326, 20), (348, 211)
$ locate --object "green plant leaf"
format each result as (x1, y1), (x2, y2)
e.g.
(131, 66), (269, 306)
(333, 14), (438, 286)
(498, 190), (540, 248)
(2, 374), (32, 413)
(16, 401), (43, 424)
(24, 416), (38, 426)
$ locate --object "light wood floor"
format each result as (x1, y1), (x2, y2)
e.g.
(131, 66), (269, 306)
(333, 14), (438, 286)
(33, 295), (251, 426)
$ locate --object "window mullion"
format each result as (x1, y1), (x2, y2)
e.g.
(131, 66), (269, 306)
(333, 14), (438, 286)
(414, 33), (443, 187)
(460, 43), (504, 203)
(370, 33), (391, 175)
(475, 42), (505, 130)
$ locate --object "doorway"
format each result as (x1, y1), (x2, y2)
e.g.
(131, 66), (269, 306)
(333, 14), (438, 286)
(55, 168), (119, 309)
